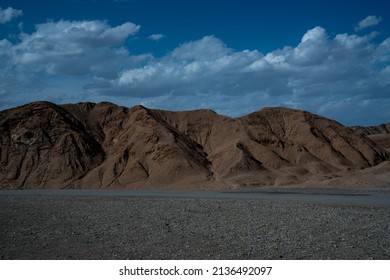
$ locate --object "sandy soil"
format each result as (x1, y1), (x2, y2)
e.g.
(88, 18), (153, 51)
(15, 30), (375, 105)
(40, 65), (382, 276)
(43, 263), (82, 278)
(1, 191), (389, 260)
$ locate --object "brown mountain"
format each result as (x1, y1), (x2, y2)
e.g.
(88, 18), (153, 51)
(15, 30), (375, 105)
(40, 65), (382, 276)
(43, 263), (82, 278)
(352, 123), (390, 136)
(351, 123), (390, 153)
(1, 101), (389, 189)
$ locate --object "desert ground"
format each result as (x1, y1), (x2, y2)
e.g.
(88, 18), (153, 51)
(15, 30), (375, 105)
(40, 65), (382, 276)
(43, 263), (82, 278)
(1, 189), (389, 260)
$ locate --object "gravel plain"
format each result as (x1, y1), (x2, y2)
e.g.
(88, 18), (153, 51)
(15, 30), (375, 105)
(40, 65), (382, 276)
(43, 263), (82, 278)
(1, 191), (390, 260)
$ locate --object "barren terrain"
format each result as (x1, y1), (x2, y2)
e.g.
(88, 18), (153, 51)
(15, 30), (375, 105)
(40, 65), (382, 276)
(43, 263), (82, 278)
(1, 190), (389, 260)
(1, 102), (390, 260)
(1, 101), (389, 190)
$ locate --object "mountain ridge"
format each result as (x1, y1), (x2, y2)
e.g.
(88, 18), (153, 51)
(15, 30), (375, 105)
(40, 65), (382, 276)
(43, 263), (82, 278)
(1, 101), (389, 189)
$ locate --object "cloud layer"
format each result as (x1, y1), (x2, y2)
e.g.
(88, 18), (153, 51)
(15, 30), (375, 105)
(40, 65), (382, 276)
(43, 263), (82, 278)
(89, 26), (390, 124)
(0, 6), (23, 24)
(0, 19), (145, 105)
(1, 15), (390, 125)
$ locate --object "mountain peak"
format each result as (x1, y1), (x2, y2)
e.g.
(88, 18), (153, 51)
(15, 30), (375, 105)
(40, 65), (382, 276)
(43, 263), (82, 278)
(1, 102), (389, 189)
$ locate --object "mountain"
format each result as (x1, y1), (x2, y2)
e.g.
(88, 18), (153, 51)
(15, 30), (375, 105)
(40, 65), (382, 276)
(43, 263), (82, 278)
(352, 123), (390, 136)
(1, 102), (389, 189)
(351, 123), (390, 153)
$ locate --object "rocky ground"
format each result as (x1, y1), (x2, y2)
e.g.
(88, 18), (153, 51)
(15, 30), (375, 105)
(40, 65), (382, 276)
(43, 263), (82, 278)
(1, 194), (389, 260)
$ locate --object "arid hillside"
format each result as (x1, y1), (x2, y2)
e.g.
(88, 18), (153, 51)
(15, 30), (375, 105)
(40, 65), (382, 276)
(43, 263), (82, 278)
(1, 102), (389, 189)
(352, 123), (390, 153)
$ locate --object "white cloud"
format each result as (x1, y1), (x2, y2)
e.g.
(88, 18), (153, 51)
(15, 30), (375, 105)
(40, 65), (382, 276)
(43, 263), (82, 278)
(10, 20), (143, 78)
(88, 27), (390, 125)
(20, 20), (140, 49)
(301, 26), (327, 43)
(170, 36), (231, 61)
(105, 36), (262, 97)
(1, 19), (390, 125)
(355, 15), (382, 31)
(148, 34), (166, 41)
(0, 19), (146, 108)
(0, 6), (23, 24)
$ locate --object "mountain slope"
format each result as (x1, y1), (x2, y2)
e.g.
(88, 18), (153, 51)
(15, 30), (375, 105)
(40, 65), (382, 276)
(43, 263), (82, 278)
(0, 102), (389, 189)
(351, 123), (390, 153)
(0, 102), (104, 188)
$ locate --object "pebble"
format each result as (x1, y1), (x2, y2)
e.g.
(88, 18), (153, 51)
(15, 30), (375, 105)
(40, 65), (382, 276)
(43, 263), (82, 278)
(1, 195), (389, 259)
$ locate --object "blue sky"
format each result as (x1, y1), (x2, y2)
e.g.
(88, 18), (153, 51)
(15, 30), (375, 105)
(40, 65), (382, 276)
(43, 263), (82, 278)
(1, 0), (390, 125)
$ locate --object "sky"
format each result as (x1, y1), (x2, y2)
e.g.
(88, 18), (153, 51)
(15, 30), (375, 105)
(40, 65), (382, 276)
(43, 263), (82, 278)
(0, 0), (390, 125)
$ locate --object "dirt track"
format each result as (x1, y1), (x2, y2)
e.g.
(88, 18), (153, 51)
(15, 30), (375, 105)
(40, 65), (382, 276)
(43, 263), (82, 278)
(1, 191), (390, 259)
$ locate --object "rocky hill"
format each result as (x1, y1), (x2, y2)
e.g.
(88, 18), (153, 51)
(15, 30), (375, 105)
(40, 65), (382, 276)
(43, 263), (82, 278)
(1, 102), (389, 189)
(352, 123), (390, 136)
(351, 123), (390, 153)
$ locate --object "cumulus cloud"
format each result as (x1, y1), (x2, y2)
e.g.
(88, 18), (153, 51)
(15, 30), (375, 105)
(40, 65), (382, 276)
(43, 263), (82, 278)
(0, 19), (145, 108)
(1, 18), (390, 125)
(355, 15), (382, 31)
(87, 27), (390, 125)
(0, 6), (23, 24)
(101, 28), (388, 99)
(148, 34), (166, 41)
(97, 36), (262, 97)
(11, 20), (142, 77)
(20, 20), (140, 48)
